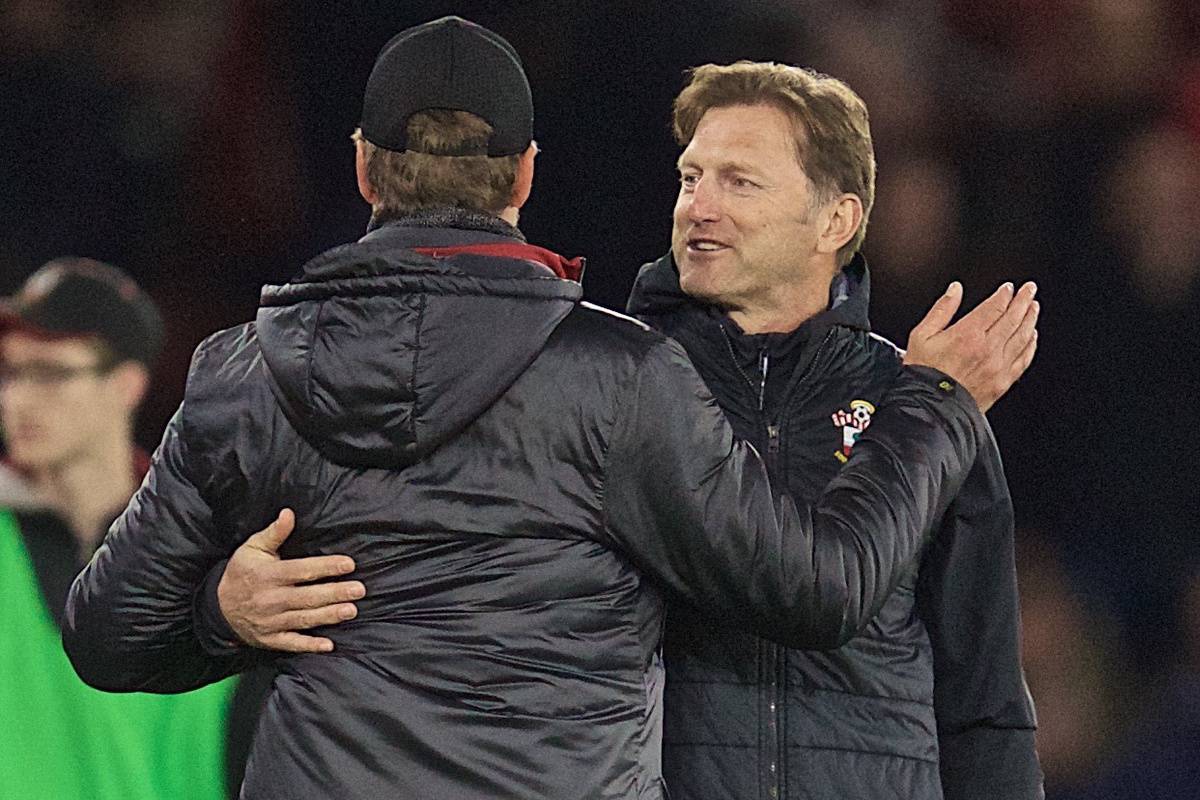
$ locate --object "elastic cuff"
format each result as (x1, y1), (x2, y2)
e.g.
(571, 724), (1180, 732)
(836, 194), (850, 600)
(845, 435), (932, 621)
(192, 558), (245, 657)
(899, 364), (979, 417)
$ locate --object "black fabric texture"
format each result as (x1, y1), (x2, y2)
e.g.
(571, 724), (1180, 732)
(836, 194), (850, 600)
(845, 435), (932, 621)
(628, 252), (1043, 800)
(64, 216), (984, 799)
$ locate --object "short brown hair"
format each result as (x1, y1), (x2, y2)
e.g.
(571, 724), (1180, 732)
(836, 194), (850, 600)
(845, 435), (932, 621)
(355, 109), (521, 219)
(673, 62), (875, 266)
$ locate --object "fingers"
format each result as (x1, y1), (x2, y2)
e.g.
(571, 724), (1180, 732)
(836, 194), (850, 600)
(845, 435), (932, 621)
(910, 282), (963, 341)
(274, 603), (359, 632)
(986, 321), (1039, 413)
(246, 508), (296, 555)
(1011, 329), (1038, 381)
(959, 282), (1014, 332)
(241, 596), (357, 639)
(259, 632), (336, 654)
(986, 281), (1037, 342)
(1002, 298), (1039, 361)
(274, 554), (357, 584)
(275, 580), (366, 612)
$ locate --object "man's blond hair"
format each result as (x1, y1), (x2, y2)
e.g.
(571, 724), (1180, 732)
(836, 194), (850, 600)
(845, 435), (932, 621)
(673, 62), (876, 266)
(355, 110), (520, 219)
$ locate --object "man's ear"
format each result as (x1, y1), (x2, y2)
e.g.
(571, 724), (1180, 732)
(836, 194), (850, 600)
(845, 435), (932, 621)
(509, 142), (537, 210)
(356, 139), (379, 205)
(816, 193), (864, 257)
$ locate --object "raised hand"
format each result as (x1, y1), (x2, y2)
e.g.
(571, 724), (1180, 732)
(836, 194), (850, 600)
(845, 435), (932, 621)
(904, 281), (1039, 412)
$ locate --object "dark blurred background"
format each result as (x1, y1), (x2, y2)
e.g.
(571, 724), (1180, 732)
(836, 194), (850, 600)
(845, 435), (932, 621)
(2, 1), (1198, 795)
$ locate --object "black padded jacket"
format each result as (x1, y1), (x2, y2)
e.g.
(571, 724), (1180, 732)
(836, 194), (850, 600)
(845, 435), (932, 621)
(65, 214), (982, 800)
(628, 253), (1043, 800)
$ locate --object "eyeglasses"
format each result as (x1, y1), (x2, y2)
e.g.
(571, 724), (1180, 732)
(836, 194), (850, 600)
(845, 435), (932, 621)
(0, 362), (110, 391)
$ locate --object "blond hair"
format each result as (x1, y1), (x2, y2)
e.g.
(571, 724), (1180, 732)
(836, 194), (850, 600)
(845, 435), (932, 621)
(674, 62), (875, 266)
(355, 110), (520, 218)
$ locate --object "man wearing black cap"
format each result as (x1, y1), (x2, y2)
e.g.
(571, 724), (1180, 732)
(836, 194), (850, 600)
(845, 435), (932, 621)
(0, 258), (235, 800)
(63, 17), (1036, 800)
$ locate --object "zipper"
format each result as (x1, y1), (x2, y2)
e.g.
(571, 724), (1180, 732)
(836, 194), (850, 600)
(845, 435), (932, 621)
(766, 423), (781, 454)
(714, 322), (842, 800)
(720, 329), (779, 462)
(719, 327), (762, 408)
(763, 328), (834, 800)
(791, 328), (835, 392)
(758, 350), (770, 412)
(719, 327), (784, 799)
(764, 638), (780, 800)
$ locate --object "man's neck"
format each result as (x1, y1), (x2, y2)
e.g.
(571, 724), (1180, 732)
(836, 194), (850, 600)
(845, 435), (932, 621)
(29, 438), (137, 555)
(726, 269), (837, 335)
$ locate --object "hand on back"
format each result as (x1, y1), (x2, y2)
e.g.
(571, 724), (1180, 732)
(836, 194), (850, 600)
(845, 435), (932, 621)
(217, 509), (365, 653)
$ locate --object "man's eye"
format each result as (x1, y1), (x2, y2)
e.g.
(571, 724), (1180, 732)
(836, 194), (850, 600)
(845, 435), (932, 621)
(732, 177), (759, 189)
(679, 174), (700, 188)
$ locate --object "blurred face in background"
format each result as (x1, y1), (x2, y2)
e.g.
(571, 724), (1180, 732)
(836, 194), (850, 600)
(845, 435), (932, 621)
(0, 331), (125, 471)
(671, 103), (834, 319)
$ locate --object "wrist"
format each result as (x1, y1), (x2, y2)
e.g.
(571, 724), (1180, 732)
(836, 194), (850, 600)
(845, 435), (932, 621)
(193, 558), (246, 656)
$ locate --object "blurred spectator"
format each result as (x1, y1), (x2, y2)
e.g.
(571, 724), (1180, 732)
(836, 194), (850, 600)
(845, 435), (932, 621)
(1017, 535), (1130, 799)
(1078, 564), (1200, 798)
(865, 155), (965, 321)
(1102, 124), (1200, 308)
(0, 259), (238, 800)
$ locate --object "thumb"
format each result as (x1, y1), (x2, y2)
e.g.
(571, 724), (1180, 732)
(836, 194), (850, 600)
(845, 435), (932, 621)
(247, 508), (296, 555)
(910, 282), (962, 341)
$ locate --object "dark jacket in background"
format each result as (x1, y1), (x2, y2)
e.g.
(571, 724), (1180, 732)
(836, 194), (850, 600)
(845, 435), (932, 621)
(64, 212), (982, 800)
(628, 253), (1042, 800)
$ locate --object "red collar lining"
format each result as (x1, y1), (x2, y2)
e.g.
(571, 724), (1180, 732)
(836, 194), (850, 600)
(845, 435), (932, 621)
(412, 242), (584, 282)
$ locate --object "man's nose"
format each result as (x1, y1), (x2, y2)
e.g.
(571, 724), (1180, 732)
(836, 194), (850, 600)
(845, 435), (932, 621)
(686, 177), (722, 224)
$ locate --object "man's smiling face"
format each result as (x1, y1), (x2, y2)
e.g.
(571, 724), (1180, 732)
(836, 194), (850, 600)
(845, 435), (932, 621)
(671, 103), (828, 317)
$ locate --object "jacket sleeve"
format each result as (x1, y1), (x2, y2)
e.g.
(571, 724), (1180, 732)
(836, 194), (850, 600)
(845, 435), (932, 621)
(62, 338), (265, 693)
(602, 337), (981, 650)
(917, 421), (1044, 799)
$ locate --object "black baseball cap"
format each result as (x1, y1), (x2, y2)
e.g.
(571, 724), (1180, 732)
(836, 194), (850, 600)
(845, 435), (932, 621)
(0, 257), (165, 367)
(359, 15), (533, 156)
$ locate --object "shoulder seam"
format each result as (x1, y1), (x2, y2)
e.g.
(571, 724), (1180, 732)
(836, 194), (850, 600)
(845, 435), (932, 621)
(867, 330), (905, 359)
(577, 300), (652, 331)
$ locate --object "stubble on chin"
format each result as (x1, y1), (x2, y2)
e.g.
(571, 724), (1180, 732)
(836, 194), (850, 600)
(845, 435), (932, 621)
(676, 259), (721, 306)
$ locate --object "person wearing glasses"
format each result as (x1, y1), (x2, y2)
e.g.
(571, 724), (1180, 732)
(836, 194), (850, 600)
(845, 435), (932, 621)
(0, 257), (236, 800)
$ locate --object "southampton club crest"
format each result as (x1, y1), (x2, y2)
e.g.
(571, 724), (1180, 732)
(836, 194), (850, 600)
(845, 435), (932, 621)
(831, 399), (876, 463)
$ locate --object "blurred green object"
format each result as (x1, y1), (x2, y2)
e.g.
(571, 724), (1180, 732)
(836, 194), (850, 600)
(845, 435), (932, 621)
(0, 510), (236, 800)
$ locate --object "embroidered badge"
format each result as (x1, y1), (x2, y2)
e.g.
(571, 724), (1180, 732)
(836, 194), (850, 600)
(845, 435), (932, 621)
(831, 399), (876, 463)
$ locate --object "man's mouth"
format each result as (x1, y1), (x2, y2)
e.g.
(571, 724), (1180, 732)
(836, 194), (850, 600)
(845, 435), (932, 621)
(687, 237), (730, 253)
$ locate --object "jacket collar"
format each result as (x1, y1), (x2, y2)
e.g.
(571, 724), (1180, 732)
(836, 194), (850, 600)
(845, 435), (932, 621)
(627, 251), (873, 341)
(366, 206), (527, 241)
(360, 208), (584, 281)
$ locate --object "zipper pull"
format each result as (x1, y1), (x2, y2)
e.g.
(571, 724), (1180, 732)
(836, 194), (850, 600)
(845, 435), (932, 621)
(767, 423), (781, 453)
(758, 350), (769, 411)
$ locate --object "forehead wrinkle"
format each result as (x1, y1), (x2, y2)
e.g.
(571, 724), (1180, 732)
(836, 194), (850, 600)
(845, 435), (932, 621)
(677, 152), (768, 177)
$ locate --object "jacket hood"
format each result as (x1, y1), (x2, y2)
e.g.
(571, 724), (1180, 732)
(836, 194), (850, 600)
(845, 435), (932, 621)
(256, 218), (583, 469)
(626, 251), (873, 334)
